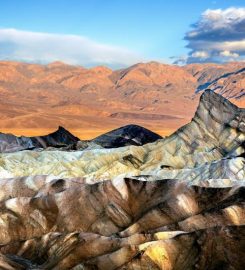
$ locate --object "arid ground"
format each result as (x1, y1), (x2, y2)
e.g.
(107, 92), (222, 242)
(0, 61), (244, 139)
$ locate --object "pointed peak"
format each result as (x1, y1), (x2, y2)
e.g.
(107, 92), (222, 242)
(57, 126), (67, 132)
(199, 89), (239, 110)
(193, 90), (241, 129)
(55, 126), (77, 136)
(41, 126), (79, 141)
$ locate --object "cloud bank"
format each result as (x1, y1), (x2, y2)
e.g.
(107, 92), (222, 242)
(0, 28), (143, 67)
(180, 7), (245, 64)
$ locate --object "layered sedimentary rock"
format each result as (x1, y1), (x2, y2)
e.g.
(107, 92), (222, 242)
(92, 124), (162, 148)
(0, 126), (79, 153)
(1, 227), (244, 270)
(0, 90), (244, 269)
(0, 124), (162, 153)
(0, 90), (243, 181)
(0, 177), (244, 269)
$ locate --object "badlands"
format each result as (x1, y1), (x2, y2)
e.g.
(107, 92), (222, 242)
(0, 90), (244, 269)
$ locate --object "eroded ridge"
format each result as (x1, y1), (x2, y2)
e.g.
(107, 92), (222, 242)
(0, 91), (244, 269)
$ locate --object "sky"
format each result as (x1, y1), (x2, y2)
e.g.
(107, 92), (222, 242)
(0, 0), (245, 67)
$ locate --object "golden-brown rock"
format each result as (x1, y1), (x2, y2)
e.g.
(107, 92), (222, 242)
(0, 90), (244, 269)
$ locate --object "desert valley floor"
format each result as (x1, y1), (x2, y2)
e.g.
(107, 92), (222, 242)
(0, 61), (244, 138)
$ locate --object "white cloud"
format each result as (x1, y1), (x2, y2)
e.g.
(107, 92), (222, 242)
(0, 28), (144, 67)
(216, 39), (245, 52)
(202, 7), (245, 29)
(219, 50), (239, 58)
(191, 51), (209, 59)
(184, 7), (245, 63)
(203, 7), (245, 28)
(171, 55), (188, 65)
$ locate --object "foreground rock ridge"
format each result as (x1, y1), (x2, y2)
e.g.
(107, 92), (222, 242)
(0, 124), (163, 153)
(0, 126), (80, 153)
(0, 90), (244, 269)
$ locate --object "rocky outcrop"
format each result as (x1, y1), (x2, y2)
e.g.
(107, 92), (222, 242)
(1, 227), (244, 270)
(92, 124), (162, 148)
(0, 126), (79, 153)
(0, 132), (35, 153)
(0, 124), (162, 153)
(0, 177), (243, 269)
(0, 90), (243, 181)
(0, 90), (244, 269)
(31, 126), (79, 148)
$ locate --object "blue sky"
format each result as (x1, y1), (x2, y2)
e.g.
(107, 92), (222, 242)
(0, 0), (245, 67)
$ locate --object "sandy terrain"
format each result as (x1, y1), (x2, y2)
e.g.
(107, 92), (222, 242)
(0, 60), (244, 139)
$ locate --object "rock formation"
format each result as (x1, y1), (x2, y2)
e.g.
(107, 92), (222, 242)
(0, 126), (79, 153)
(0, 124), (162, 153)
(0, 90), (243, 181)
(92, 124), (162, 148)
(0, 90), (244, 269)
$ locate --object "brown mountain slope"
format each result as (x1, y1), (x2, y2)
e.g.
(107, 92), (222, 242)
(0, 60), (244, 139)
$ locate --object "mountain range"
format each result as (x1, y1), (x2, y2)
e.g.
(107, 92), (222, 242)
(0, 60), (244, 138)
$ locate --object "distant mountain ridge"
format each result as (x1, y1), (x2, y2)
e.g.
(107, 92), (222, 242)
(0, 61), (244, 137)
